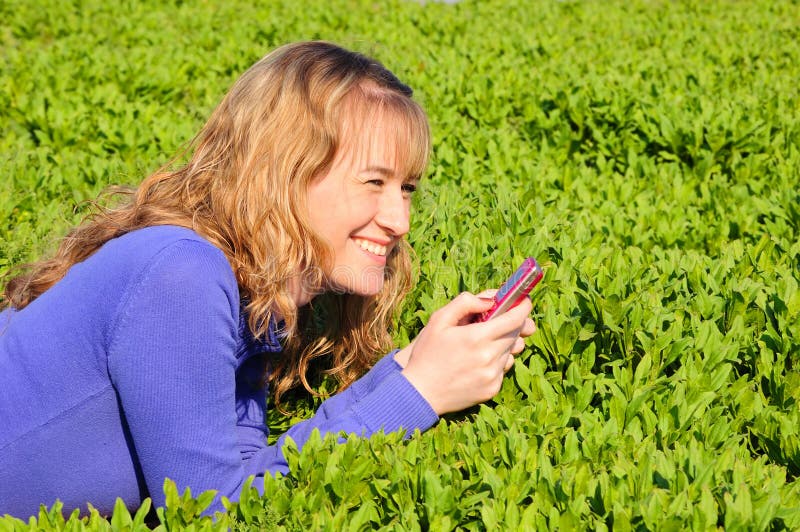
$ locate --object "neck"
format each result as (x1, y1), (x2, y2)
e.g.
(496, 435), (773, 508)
(281, 275), (320, 317)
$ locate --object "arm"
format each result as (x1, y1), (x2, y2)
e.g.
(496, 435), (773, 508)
(107, 239), (436, 513)
(235, 342), (436, 475)
(107, 240), (256, 511)
(310, 347), (405, 420)
(235, 345), (412, 472)
(243, 294), (536, 485)
(238, 364), (437, 479)
(280, 369), (438, 446)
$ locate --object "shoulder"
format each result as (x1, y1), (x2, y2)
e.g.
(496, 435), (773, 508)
(105, 226), (243, 344)
(121, 224), (234, 281)
(102, 226), (233, 278)
(109, 225), (224, 258)
(99, 225), (240, 314)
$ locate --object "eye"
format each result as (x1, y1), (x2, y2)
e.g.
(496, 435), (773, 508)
(366, 179), (385, 187)
(402, 182), (418, 195)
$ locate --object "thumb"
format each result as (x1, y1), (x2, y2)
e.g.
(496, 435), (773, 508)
(475, 288), (499, 299)
(433, 292), (495, 326)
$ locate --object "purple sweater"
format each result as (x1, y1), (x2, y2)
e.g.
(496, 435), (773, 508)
(0, 225), (438, 518)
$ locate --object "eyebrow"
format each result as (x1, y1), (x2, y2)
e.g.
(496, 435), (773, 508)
(361, 166), (395, 176)
(360, 165), (421, 182)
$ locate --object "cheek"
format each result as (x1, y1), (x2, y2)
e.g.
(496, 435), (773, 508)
(325, 206), (364, 249)
(305, 184), (330, 231)
(343, 196), (380, 227)
(309, 195), (353, 236)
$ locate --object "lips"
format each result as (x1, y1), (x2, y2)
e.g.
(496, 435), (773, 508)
(352, 237), (388, 256)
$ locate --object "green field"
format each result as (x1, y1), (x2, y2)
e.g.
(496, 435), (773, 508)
(2, 0), (800, 529)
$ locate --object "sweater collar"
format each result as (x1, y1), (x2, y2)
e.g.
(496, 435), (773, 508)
(236, 312), (283, 364)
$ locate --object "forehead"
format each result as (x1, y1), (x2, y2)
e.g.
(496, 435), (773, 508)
(334, 94), (429, 180)
(336, 119), (399, 172)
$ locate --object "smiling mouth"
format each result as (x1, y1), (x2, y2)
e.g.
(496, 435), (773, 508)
(352, 237), (388, 256)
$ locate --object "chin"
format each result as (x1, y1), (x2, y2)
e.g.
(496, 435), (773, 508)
(327, 265), (386, 297)
(340, 282), (384, 297)
(358, 286), (384, 297)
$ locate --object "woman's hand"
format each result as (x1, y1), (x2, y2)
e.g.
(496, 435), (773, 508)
(394, 289), (536, 369)
(400, 292), (536, 415)
(394, 340), (415, 368)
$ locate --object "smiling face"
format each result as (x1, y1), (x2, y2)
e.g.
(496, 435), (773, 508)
(305, 115), (420, 297)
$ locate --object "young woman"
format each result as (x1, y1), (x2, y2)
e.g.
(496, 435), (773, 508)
(0, 41), (535, 518)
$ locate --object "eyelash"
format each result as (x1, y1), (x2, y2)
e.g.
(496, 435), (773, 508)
(402, 183), (417, 194)
(366, 180), (418, 195)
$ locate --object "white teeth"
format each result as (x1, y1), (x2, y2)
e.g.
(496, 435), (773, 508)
(353, 238), (387, 256)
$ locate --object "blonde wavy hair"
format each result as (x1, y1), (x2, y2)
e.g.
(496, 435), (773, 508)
(1, 41), (431, 409)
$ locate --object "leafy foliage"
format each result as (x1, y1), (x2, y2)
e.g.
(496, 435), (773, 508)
(2, 0), (799, 529)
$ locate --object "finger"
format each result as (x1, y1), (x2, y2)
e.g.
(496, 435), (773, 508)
(475, 288), (499, 299)
(482, 333), (525, 368)
(434, 292), (494, 326)
(486, 312), (532, 358)
(472, 291), (498, 325)
(503, 352), (515, 372)
(519, 318), (537, 338)
(480, 297), (533, 337)
(510, 336), (526, 355)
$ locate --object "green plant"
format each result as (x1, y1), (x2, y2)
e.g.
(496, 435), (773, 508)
(2, 0), (799, 528)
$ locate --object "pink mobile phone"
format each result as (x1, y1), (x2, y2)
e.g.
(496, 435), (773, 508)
(478, 257), (543, 322)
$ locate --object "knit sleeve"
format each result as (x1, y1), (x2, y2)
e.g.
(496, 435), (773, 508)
(239, 364), (438, 482)
(106, 239), (250, 512)
(235, 348), (405, 470)
(314, 349), (405, 419)
(236, 347), (437, 478)
(279, 369), (439, 449)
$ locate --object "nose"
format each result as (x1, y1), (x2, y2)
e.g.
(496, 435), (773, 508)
(375, 186), (410, 237)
